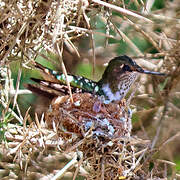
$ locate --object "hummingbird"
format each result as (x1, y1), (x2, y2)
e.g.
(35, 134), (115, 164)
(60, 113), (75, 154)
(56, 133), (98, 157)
(27, 55), (165, 103)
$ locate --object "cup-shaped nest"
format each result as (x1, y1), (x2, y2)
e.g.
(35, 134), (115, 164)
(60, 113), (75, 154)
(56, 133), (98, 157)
(45, 93), (132, 140)
(45, 93), (136, 179)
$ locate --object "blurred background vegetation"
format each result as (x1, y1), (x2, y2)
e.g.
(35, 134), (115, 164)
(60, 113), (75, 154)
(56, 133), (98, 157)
(0, 0), (180, 179)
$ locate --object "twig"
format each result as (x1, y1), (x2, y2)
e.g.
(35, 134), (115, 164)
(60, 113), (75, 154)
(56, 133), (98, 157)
(13, 67), (22, 108)
(1, 22), (28, 66)
(51, 155), (77, 180)
(125, 17), (161, 52)
(159, 132), (180, 151)
(0, 100), (23, 124)
(92, 0), (152, 23)
(111, 21), (143, 56)
(52, 4), (74, 103)
(151, 101), (168, 150)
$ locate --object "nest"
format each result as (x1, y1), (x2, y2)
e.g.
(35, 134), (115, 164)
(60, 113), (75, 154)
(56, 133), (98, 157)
(46, 93), (132, 138)
(44, 93), (149, 179)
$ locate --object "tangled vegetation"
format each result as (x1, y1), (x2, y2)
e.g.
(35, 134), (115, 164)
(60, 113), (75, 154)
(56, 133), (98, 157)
(0, 0), (180, 179)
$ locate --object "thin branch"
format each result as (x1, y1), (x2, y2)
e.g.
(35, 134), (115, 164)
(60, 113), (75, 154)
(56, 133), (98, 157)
(92, 0), (152, 23)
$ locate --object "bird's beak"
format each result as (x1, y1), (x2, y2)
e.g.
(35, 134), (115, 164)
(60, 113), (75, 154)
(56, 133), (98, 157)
(141, 70), (166, 76)
(136, 66), (166, 76)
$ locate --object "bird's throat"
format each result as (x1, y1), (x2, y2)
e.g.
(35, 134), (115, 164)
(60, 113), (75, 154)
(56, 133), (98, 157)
(100, 72), (138, 103)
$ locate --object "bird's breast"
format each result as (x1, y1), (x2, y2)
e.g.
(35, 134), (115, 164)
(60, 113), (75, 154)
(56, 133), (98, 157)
(101, 72), (138, 103)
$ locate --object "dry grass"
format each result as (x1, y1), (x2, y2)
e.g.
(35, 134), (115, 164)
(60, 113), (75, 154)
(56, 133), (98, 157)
(0, 0), (180, 179)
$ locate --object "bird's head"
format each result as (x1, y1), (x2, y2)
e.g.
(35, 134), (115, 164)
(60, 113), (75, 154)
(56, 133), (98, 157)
(101, 55), (165, 79)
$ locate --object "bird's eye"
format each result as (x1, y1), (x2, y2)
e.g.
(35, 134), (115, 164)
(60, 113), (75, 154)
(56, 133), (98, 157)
(120, 65), (124, 68)
(123, 65), (132, 72)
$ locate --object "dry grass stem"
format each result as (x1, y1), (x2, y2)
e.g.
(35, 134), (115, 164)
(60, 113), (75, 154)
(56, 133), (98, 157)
(92, 0), (152, 22)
